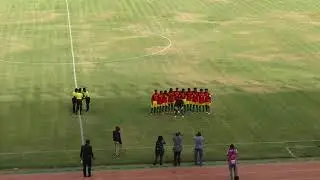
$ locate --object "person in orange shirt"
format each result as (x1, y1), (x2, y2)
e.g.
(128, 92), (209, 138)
(162, 90), (169, 112)
(186, 88), (193, 111)
(204, 89), (212, 114)
(151, 90), (159, 114)
(198, 89), (206, 112)
(168, 88), (175, 112)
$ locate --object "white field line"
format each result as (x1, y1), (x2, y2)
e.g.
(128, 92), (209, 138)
(1, 139), (320, 155)
(0, 31), (172, 65)
(64, 0), (84, 145)
(285, 146), (297, 158)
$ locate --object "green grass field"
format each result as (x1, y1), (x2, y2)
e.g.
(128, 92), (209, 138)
(1, 0), (320, 169)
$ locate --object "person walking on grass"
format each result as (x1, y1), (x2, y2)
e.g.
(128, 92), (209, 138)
(227, 144), (239, 180)
(80, 139), (95, 177)
(113, 126), (122, 158)
(194, 132), (204, 166)
(173, 132), (183, 166)
(153, 136), (166, 165)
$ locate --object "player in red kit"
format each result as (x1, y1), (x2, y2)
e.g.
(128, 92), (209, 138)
(198, 89), (206, 112)
(174, 88), (180, 101)
(192, 88), (199, 112)
(157, 91), (164, 113)
(204, 89), (212, 114)
(163, 90), (169, 112)
(168, 88), (175, 112)
(151, 90), (159, 114)
(186, 88), (193, 111)
(181, 88), (187, 110)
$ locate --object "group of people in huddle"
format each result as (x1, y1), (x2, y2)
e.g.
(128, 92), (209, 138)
(153, 132), (239, 180)
(150, 88), (213, 117)
(72, 88), (91, 114)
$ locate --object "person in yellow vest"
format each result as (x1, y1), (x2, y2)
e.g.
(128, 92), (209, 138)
(82, 88), (90, 112)
(72, 88), (78, 113)
(75, 88), (84, 114)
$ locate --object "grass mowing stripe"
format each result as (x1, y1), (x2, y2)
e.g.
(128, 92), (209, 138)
(1, 138), (320, 155)
(64, 0), (84, 145)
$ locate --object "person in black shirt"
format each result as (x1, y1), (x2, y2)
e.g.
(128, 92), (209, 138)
(174, 99), (185, 117)
(80, 139), (95, 177)
(153, 136), (166, 165)
(112, 126), (122, 158)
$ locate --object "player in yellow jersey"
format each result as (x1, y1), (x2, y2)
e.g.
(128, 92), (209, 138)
(82, 88), (90, 112)
(72, 88), (78, 113)
(75, 89), (84, 114)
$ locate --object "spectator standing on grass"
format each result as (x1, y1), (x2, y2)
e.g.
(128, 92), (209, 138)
(153, 136), (166, 165)
(173, 132), (183, 166)
(194, 132), (204, 166)
(113, 126), (122, 158)
(80, 139), (95, 177)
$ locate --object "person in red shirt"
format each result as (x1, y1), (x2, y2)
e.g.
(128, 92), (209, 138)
(181, 88), (187, 107)
(168, 88), (175, 112)
(173, 88), (180, 101)
(158, 91), (164, 113)
(186, 88), (193, 111)
(151, 90), (159, 114)
(198, 89), (206, 112)
(192, 88), (199, 112)
(162, 90), (169, 112)
(204, 89), (212, 114)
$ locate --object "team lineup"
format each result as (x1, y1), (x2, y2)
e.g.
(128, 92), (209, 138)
(151, 88), (213, 117)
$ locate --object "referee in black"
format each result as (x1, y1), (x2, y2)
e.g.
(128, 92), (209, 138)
(80, 139), (95, 177)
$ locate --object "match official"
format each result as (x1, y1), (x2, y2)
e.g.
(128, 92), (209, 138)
(72, 88), (77, 113)
(75, 88), (84, 114)
(80, 139), (95, 177)
(82, 88), (90, 112)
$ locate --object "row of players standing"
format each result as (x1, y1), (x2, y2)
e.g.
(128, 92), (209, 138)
(150, 88), (213, 115)
(72, 88), (91, 114)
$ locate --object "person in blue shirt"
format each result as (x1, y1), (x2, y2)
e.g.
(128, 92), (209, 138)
(194, 132), (204, 166)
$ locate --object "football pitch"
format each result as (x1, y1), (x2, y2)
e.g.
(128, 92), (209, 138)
(0, 0), (320, 169)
